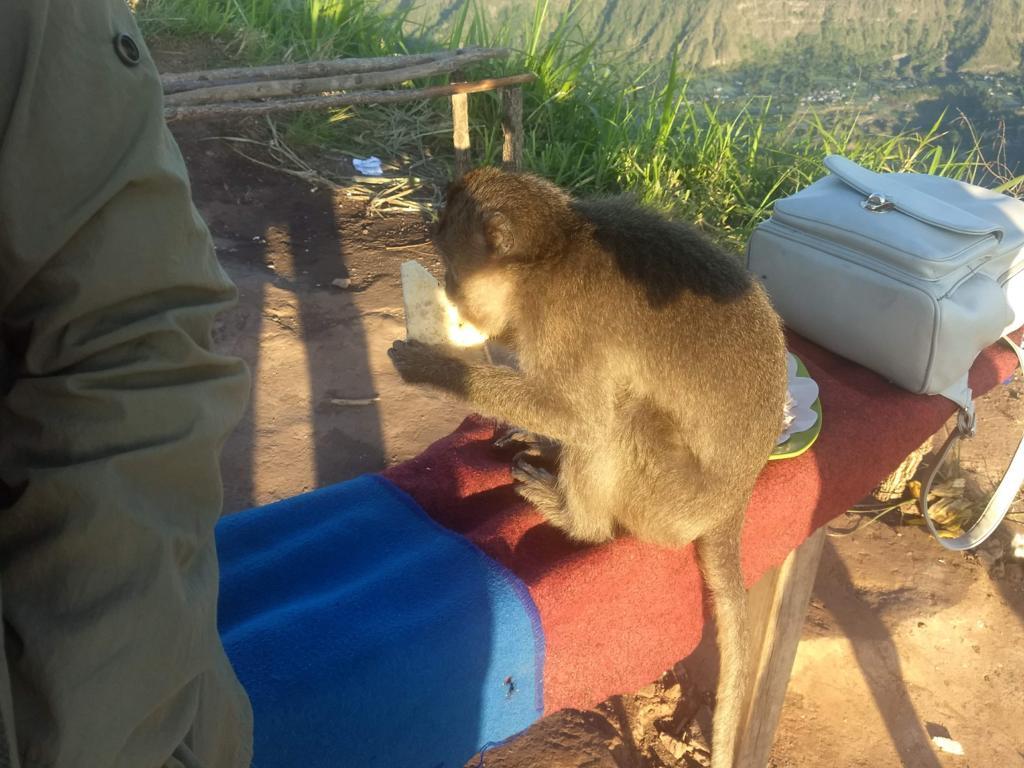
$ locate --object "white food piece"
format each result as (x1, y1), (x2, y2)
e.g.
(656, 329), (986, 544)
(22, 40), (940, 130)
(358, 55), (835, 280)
(400, 260), (487, 347)
(777, 352), (819, 445)
(781, 389), (796, 433)
(931, 736), (964, 756)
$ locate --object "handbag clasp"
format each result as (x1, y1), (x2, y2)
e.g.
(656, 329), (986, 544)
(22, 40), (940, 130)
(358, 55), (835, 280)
(861, 193), (895, 212)
(956, 402), (977, 438)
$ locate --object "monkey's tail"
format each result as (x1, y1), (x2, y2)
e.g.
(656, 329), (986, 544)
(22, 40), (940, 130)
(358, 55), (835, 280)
(696, 528), (749, 768)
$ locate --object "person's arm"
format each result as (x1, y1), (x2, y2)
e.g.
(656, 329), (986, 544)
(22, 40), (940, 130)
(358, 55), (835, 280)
(0, 2), (252, 766)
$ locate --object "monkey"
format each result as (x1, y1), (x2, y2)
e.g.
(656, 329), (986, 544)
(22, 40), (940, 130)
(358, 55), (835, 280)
(388, 167), (788, 768)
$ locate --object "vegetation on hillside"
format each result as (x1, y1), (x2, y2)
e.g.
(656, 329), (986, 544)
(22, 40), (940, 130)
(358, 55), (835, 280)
(392, 0), (1024, 76)
(138, 0), (1009, 247)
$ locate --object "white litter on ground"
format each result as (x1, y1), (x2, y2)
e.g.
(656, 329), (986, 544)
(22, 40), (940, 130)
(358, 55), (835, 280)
(352, 156), (384, 176)
(931, 736), (964, 756)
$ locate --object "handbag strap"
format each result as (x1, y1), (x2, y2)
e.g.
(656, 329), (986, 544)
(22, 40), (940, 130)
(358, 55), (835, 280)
(918, 336), (1024, 550)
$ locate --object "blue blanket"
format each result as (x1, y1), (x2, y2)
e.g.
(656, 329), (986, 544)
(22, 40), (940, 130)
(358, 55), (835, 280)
(216, 475), (544, 767)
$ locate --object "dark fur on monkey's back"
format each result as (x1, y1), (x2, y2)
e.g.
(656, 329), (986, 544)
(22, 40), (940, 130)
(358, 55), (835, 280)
(571, 197), (751, 307)
(442, 168), (752, 310)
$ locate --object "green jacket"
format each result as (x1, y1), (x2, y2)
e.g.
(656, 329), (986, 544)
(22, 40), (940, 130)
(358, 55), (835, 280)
(0, 2), (253, 766)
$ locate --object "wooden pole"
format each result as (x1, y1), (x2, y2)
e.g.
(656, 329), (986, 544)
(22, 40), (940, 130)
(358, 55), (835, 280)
(450, 70), (471, 177)
(162, 73), (536, 123)
(500, 86), (525, 171)
(160, 48), (507, 94)
(164, 48), (509, 106)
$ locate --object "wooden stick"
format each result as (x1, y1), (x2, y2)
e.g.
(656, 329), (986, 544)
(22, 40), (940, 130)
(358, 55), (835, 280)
(165, 49), (510, 106)
(160, 48), (506, 94)
(163, 52), (446, 94)
(500, 86), (525, 171)
(735, 527), (826, 768)
(164, 73), (536, 123)
(450, 69), (471, 176)
(451, 92), (471, 176)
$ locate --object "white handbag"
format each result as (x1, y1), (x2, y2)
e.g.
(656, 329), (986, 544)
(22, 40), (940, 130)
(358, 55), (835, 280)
(747, 155), (1024, 550)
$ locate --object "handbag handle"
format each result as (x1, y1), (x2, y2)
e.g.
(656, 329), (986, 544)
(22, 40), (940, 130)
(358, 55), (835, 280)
(918, 336), (1024, 550)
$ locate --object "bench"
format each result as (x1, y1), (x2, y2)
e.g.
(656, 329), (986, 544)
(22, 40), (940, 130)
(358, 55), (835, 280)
(215, 332), (1022, 767)
(160, 47), (534, 173)
(381, 332), (1021, 766)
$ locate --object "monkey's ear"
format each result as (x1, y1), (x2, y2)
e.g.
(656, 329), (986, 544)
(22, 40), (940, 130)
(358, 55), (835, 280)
(483, 211), (514, 259)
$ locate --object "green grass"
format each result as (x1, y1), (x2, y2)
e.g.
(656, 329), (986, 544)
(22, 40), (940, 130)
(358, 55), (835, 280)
(137, 0), (1005, 246)
(138, 0), (409, 60)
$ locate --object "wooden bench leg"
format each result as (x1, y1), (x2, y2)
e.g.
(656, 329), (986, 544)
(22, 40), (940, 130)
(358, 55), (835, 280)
(501, 86), (524, 171)
(735, 527), (826, 767)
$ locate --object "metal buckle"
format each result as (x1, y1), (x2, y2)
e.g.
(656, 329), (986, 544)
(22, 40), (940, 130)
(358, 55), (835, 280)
(861, 193), (895, 212)
(957, 403), (977, 438)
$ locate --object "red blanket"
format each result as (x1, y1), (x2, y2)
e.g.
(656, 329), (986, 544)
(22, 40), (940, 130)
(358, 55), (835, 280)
(383, 333), (1020, 713)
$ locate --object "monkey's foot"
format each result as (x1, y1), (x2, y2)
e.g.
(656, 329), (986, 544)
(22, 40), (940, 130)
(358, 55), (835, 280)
(496, 428), (561, 468)
(511, 452), (557, 485)
(512, 452), (561, 508)
(495, 427), (543, 448)
(511, 453), (582, 537)
(513, 455), (616, 544)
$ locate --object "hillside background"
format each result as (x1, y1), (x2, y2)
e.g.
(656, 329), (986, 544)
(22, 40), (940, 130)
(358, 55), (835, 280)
(375, 0), (1024, 169)
(390, 0), (1024, 73)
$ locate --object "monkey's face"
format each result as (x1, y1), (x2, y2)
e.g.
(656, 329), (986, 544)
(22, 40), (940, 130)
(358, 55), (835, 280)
(433, 167), (572, 336)
(432, 173), (518, 337)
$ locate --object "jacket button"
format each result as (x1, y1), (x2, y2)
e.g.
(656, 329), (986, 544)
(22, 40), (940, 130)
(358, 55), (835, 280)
(113, 33), (141, 66)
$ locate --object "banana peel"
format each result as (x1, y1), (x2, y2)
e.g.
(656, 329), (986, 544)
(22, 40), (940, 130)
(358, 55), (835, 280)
(901, 478), (975, 538)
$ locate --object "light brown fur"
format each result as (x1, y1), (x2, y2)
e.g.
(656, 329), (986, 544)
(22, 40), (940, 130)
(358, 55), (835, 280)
(389, 167), (788, 768)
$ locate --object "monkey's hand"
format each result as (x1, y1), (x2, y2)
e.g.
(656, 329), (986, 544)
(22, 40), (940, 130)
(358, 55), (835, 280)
(388, 339), (469, 396)
(391, 341), (572, 442)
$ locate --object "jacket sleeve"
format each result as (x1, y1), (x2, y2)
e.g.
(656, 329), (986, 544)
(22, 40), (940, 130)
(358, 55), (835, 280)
(0, 2), (253, 767)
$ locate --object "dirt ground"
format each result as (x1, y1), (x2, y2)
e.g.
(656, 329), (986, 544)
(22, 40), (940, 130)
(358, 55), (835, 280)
(169, 112), (1024, 768)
